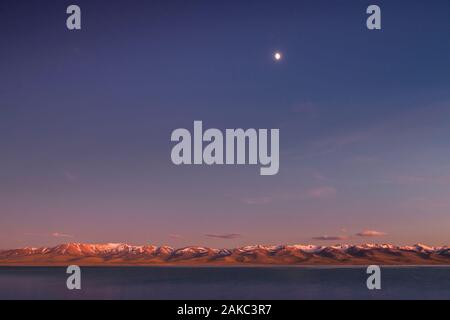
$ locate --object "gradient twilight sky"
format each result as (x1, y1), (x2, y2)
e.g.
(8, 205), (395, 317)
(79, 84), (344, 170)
(1, 0), (450, 249)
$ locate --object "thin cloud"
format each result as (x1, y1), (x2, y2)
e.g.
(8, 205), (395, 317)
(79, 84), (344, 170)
(205, 233), (242, 239)
(290, 102), (319, 119)
(241, 196), (273, 205)
(312, 235), (349, 241)
(51, 232), (74, 238)
(356, 230), (386, 237)
(168, 234), (183, 239)
(312, 171), (329, 182)
(241, 185), (337, 205)
(63, 170), (78, 182)
(312, 229), (387, 241)
(350, 155), (378, 164)
(24, 232), (74, 238)
(304, 186), (337, 200)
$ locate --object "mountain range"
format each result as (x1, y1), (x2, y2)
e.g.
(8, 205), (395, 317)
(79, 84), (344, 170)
(0, 243), (449, 266)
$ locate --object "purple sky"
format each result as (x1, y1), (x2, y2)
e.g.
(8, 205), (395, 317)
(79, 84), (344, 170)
(1, 0), (450, 249)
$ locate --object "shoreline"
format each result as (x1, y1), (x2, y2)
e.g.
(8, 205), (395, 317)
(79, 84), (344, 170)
(1, 264), (450, 268)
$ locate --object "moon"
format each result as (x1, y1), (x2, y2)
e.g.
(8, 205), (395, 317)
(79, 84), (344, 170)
(274, 52), (282, 61)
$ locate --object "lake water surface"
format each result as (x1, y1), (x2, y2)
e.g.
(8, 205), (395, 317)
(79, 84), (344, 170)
(0, 266), (449, 300)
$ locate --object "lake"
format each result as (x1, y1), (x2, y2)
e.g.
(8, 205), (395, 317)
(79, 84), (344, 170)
(0, 266), (449, 300)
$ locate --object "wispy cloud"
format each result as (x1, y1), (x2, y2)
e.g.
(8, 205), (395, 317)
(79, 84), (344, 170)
(168, 234), (183, 239)
(51, 232), (74, 238)
(350, 155), (378, 164)
(205, 233), (242, 239)
(311, 171), (329, 182)
(290, 102), (319, 119)
(312, 229), (387, 241)
(62, 170), (78, 183)
(314, 132), (368, 151)
(25, 232), (74, 238)
(295, 131), (370, 161)
(240, 185), (337, 205)
(312, 235), (349, 241)
(303, 186), (337, 200)
(241, 196), (273, 205)
(356, 230), (386, 237)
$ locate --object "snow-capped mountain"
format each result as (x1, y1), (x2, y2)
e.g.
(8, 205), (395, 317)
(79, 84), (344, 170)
(0, 243), (448, 265)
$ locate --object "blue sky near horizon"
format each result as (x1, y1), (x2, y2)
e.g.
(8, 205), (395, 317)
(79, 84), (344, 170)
(1, 0), (450, 249)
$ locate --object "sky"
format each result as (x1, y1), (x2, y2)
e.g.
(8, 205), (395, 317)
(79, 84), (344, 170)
(1, 0), (450, 249)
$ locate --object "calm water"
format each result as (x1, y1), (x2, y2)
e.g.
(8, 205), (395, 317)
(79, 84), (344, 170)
(0, 266), (449, 300)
